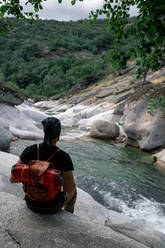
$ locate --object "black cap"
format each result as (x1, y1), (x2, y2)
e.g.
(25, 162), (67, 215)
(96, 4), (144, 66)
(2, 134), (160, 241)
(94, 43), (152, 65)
(42, 117), (61, 145)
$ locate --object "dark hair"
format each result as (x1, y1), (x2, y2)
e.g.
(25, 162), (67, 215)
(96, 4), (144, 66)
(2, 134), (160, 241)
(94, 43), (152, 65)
(42, 117), (61, 145)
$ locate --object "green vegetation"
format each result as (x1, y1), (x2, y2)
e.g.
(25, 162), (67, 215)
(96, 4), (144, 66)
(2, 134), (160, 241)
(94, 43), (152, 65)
(148, 95), (165, 116)
(0, 18), (117, 98)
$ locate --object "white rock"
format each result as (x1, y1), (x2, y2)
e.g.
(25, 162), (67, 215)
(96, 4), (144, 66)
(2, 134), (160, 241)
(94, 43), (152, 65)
(0, 103), (43, 140)
(34, 100), (60, 110)
(16, 103), (48, 122)
(46, 104), (70, 114)
(10, 126), (43, 140)
(78, 109), (115, 130)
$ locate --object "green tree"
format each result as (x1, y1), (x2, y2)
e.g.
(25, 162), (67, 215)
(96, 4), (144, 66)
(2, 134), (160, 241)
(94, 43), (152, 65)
(23, 83), (39, 97)
(19, 43), (42, 61)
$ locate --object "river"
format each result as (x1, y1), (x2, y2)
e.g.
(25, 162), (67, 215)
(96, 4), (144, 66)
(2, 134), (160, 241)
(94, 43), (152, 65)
(10, 127), (165, 234)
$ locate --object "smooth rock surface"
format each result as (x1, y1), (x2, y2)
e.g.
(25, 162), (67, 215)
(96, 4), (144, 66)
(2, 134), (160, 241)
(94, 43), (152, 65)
(0, 151), (24, 197)
(78, 109), (118, 130)
(34, 101), (119, 132)
(34, 100), (63, 110)
(0, 151), (165, 248)
(123, 97), (165, 150)
(16, 102), (48, 122)
(89, 120), (119, 139)
(105, 212), (165, 248)
(54, 104), (104, 127)
(0, 192), (148, 248)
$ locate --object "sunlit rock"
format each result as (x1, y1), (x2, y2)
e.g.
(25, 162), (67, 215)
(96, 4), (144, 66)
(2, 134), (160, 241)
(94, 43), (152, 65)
(16, 103), (48, 122)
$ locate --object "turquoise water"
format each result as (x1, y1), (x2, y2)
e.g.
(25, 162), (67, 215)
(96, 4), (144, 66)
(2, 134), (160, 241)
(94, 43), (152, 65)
(10, 131), (165, 233)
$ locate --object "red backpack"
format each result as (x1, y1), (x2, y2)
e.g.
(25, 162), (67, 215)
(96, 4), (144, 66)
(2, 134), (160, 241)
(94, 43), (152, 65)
(11, 144), (64, 201)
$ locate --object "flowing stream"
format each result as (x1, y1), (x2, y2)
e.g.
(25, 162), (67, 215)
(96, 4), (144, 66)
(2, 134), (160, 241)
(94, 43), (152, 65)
(10, 127), (165, 234)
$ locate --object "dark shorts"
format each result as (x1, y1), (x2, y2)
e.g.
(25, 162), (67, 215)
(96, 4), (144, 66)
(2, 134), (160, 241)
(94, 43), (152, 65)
(25, 192), (66, 213)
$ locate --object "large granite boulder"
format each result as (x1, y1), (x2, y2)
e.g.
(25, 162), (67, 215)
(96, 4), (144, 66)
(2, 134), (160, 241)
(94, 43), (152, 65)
(123, 84), (165, 150)
(16, 102), (48, 122)
(0, 80), (23, 106)
(0, 192), (148, 248)
(89, 120), (119, 139)
(78, 109), (119, 130)
(0, 151), (165, 248)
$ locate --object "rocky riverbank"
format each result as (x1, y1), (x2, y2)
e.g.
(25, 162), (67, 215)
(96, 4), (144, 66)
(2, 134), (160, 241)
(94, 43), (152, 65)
(0, 65), (165, 167)
(33, 65), (165, 169)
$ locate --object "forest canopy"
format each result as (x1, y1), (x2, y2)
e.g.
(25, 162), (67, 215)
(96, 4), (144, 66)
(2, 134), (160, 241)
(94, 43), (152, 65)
(0, 18), (118, 98)
(0, 0), (164, 80)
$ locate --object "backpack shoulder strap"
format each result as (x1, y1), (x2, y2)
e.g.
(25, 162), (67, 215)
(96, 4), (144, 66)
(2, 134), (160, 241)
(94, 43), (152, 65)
(36, 144), (60, 163)
(47, 149), (60, 162)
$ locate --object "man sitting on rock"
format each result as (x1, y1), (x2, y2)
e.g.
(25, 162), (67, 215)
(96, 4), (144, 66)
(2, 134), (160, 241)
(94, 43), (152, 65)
(10, 117), (77, 214)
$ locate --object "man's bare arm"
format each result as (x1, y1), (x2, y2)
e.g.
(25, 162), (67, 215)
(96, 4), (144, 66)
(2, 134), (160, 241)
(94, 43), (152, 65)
(63, 170), (76, 194)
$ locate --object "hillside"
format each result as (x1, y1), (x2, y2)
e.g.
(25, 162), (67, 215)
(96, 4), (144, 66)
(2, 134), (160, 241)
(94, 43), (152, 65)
(0, 17), (135, 98)
(65, 63), (165, 106)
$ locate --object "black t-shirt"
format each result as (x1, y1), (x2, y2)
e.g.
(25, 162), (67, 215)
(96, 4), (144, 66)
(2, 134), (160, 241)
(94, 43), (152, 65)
(20, 142), (74, 171)
(20, 142), (74, 209)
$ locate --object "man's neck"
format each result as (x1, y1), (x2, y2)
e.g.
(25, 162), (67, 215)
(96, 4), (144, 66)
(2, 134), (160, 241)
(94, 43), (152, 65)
(51, 140), (57, 146)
